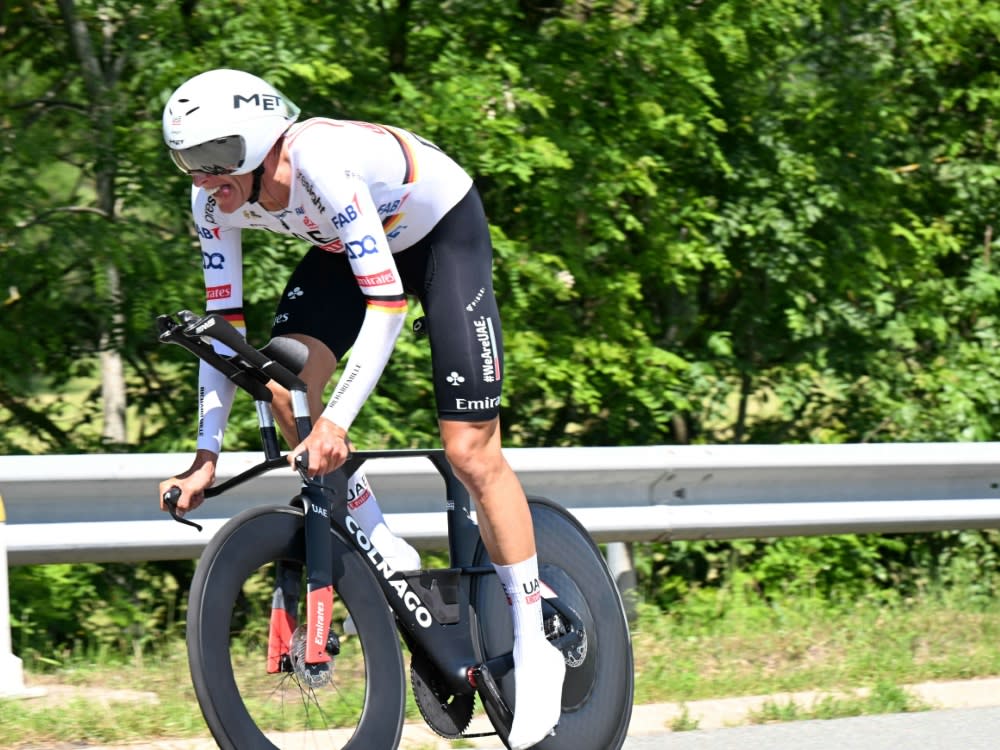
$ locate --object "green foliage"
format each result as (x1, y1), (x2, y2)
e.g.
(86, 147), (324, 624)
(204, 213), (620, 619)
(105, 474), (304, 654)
(10, 530), (998, 667)
(636, 529), (1000, 615)
(5, 2), (1000, 669)
(8, 561), (192, 666)
(4, 0), (1000, 450)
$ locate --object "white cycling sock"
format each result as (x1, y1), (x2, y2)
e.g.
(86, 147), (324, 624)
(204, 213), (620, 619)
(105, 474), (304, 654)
(493, 555), (566, 750)
(345, 468), (419, 569)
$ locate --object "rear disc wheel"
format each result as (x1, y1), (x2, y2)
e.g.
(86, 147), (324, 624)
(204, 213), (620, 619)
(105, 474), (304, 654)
(472, 498), (634, 750)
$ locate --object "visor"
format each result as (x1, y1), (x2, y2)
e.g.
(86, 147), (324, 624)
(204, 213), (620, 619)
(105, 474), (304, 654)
(169, 135), (246, 175)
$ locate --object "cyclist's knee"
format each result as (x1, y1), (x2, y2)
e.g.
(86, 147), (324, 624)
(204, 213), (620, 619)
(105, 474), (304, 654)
(441, 419), (504, 487)
(271, 333), (337, 420)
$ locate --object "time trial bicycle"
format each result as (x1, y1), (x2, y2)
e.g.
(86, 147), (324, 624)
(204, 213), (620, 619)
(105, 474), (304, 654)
(157, 308), (634, 750)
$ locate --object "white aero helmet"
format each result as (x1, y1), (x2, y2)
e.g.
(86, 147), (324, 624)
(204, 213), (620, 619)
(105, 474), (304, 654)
(162, 69), (300, 176)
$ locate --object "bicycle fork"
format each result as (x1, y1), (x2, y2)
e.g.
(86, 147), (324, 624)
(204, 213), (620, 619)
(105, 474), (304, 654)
(300, 483), (335, 666)
(266, 563), (300, 673)
(264, 384), (337, 672)
(265, 485), (335, 673)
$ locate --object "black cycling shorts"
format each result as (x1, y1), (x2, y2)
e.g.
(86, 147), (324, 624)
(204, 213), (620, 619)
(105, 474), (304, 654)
(271, 185), (504, 422)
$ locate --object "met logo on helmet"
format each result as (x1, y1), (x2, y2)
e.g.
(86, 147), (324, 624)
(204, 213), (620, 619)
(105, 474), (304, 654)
(233, 93), (284, 111)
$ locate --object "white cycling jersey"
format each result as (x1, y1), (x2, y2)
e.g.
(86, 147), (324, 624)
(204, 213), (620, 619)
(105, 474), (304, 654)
(192, 118), (473, 453)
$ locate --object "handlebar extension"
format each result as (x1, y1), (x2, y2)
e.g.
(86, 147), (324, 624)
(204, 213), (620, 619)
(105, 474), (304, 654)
(156, 310), (309, 398)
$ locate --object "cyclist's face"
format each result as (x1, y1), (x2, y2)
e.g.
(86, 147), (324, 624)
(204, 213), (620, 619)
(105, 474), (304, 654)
(191, 172), (249, 213)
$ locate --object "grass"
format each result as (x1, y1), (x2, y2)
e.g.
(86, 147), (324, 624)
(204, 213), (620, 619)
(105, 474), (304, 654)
(668, 706), (701, 731)
(3, 591), (1000, 747)
(629, 593), (1000, 705)
(745, 681), (928, 724)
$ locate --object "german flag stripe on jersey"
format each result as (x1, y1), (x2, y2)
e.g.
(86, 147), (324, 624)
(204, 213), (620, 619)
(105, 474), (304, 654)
(384, 126), (418, 184)
(366, 295), (408, 313)
(382, 212), (405, 235)
(212, 306), (246, 329)
(381, 193), (410, 235)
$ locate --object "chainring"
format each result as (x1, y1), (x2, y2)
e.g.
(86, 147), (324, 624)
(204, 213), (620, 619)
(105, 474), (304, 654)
(410, 650), (476, 739)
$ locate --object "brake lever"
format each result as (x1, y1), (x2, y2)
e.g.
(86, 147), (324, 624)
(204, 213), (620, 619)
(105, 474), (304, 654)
(162, 486), (204, 532)
(294, 451), (355, 502)
(294, 452), (312, 484)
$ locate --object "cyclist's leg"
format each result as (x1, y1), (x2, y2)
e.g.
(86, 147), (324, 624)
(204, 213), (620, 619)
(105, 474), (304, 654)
(268, 246), (362, 444)
(268, 248), (418, 567)
(409, 185), (565, 748)
(398, 187), (533, 561)
(440, 419), (565, 748)
(267, 333), (336, 438)
(437, 419), (530, 562)
(474, 499), (635, 750)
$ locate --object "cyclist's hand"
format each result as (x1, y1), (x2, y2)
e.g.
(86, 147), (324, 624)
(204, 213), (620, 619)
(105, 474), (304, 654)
(289, 417), (350, 477)
(159, 450), (218, 516)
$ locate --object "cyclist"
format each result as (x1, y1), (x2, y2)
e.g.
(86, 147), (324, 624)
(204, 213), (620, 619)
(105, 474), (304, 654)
(157, 68), (564, 749)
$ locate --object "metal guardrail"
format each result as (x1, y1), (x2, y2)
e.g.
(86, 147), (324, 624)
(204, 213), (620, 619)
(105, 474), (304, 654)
(3, 443), (1000, 695)
(2, 443), (1000, 565)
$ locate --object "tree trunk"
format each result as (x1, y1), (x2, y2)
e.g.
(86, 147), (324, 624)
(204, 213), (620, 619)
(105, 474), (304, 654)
(100, 264), (127, 444)
(58, 0), (128, 445)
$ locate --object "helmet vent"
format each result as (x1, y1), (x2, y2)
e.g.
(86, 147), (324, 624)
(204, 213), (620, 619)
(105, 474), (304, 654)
(174, 97), (199, 115)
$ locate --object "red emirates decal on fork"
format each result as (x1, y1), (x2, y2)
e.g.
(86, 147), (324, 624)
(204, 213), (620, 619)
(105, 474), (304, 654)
(306, 586), (333, 664)
(267, 607), (296, 674)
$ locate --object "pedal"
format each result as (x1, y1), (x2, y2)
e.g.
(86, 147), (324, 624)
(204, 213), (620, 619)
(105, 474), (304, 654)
(470, 663), (513, 742)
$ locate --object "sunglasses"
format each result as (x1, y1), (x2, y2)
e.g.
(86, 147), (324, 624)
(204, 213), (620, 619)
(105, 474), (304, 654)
(169, 135), (246, 175)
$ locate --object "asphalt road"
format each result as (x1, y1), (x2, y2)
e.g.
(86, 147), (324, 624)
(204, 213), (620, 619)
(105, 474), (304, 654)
(622, 706), (1000, 750)
(15, 678), (1000, 749)
(12, 707), (1000, 749)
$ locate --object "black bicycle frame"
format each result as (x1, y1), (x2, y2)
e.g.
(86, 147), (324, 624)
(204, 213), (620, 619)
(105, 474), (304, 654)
(331, 450), (499, 694)
(157, 309), (519, 699)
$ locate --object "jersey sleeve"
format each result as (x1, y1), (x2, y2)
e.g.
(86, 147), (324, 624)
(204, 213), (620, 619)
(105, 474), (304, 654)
(190, 187), (245, 454)
(309, 174), (408, 432)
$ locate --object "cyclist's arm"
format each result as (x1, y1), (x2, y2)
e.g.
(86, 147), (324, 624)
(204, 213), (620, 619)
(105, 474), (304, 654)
(316, 185), (407, 432)
(191, 186), (245, 455)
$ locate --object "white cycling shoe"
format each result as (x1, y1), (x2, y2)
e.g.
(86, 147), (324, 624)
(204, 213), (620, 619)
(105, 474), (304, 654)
(507, 640), (567, 749)
(343, 538), (421, 636)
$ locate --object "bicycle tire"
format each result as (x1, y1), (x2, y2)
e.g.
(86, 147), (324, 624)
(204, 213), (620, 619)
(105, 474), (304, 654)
(472, 498), (634, 750)
(187, 505), (406, 750)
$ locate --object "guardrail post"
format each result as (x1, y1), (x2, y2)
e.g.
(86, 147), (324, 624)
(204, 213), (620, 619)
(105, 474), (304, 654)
(0, 493), (42, 699)
(605, 541), (638, 624)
